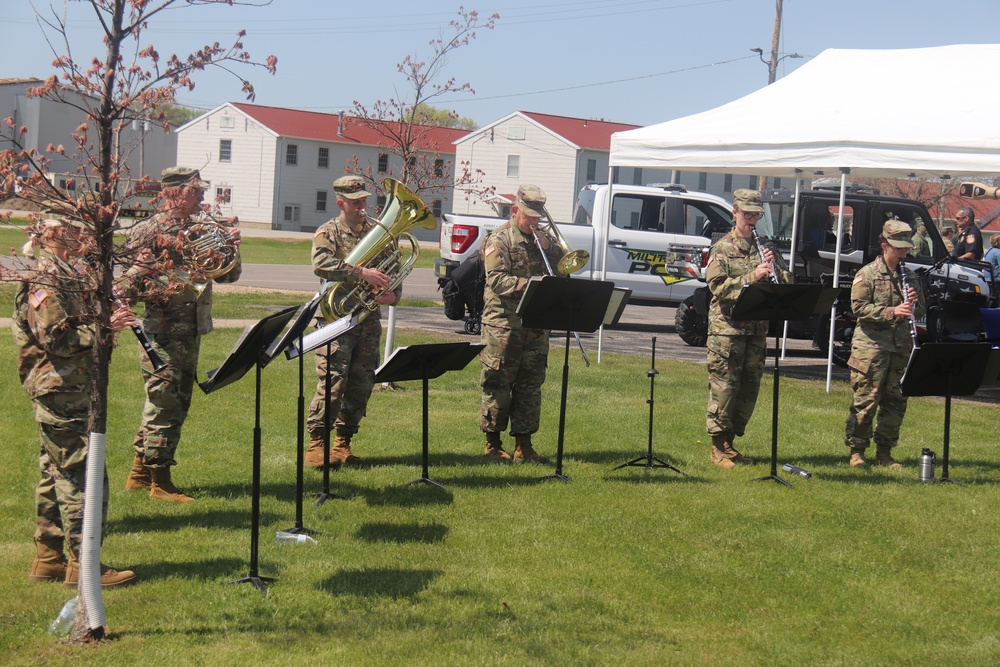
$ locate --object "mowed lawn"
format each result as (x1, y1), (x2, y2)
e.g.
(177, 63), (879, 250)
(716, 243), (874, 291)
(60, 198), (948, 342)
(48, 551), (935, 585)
(0, 292), (999, 665)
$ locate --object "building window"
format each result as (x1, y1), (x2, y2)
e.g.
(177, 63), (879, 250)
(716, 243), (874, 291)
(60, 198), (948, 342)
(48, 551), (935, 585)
(723, 174), (732, 192)
(773, 177), (782, 190)
(586, 159), (597, 182)
(749, 176), (758, 188)
(220, 116), (235, 129)
(632, 168), (642, 186)
(286, 144), (298, 166)
(318, 147), (329, 169)
(506, 155), (520, 178)
(316, 190), (327, 212)
(434, 159), (444, 177)
(219, 139), (232, 162)
(378, 153), (388, 173)
(283, 204), (300, 222)
(698, 172), (707, 190)
(215, 186), (232, 204)
(406, 156), (417, 172)
(432, 199), (442, 218)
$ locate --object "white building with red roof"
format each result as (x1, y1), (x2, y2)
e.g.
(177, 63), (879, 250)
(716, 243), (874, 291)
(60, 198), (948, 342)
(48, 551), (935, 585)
(454, 110), (765, 223)
(176, 102), (468, 231)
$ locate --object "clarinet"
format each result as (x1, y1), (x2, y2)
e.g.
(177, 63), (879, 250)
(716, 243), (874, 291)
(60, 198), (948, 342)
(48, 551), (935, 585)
(113, 285), (167, 371)
(751, 227), (780, 284)
(899, 260), (920, 349)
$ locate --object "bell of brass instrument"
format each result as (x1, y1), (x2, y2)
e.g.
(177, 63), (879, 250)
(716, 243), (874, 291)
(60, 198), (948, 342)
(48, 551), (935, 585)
(536, 207), (590, 276)
(319, 178), (437, 322)
(170, 218), (240, 295)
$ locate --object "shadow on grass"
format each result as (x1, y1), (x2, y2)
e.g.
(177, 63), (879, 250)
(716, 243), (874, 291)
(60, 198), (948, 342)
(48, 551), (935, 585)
(603, 470), (708, 485)
(132, 556), (249, 583)
(109, 507), (284, 533)
(354, 522), (449, 544)
(319, 567), (441, 599)
(361, 452), (501, 468)
(434, 471), (561, 490)
(359, 483), (455, 507)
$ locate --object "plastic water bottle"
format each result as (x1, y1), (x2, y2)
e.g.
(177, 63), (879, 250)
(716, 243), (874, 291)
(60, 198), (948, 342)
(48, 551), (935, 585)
(275, 531), (317, 545)
(919, 449), (936, 483)
(781, 463), (812, 478)
(49, 596), (78, 636)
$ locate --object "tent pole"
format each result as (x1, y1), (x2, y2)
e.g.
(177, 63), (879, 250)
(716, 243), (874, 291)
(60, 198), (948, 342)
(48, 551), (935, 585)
(826, 168), (850, 392)
(597, 166), (615, 364)
(780, 171), (803, 358)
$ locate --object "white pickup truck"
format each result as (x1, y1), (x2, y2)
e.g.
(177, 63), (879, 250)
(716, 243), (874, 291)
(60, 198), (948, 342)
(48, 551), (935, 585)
(435, 183), (734, 307)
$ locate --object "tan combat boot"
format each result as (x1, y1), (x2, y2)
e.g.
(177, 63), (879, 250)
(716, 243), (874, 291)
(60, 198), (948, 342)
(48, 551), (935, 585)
(483, 432), (511, 461)
(849, 447), (869, 468)
(513, 435), (550, 464)
(29, 539), (68, 583)
(305, 435), (326, 469)
(148, 467), (195, 503)
(330, 431), (365, 466)
(721, 432), (753, 465)
(710, 433), (736, 469)
(125, 456), (152, 491)
(65, 551), (136, 589)
(875, 445), (902, 469)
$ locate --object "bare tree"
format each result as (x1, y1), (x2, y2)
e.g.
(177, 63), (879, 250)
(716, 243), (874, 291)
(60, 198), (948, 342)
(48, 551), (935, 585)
(349, 6), (498, 206)
(0, 0), (276, 643)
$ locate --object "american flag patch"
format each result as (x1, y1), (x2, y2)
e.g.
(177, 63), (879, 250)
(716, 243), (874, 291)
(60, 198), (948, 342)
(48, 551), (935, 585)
(484, 243), (496, 257)
(852, 274), (863, 285)
(29, 289), (49, 308)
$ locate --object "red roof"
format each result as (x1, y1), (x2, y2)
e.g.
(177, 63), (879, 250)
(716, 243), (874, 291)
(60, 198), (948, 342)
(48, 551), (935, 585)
(230, 103), (467, 153)
(520, 111), (640, 151)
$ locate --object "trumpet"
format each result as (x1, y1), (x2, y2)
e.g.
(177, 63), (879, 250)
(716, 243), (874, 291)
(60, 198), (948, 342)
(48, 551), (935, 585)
(319, 178), (436, 322)
(752, 227), (780, 284)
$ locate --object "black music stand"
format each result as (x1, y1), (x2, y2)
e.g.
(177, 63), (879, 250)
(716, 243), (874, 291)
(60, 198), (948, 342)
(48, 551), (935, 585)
(287, 313), (360, 507)
(267, 293), (321, 536)
(375, 342), (485, 489)
(731, 283), (843, 488)
(517, 276), (616, 483)
(199, 305), (298, 593)
(901, 342), (994, 485)
(613, 336), (686, 476)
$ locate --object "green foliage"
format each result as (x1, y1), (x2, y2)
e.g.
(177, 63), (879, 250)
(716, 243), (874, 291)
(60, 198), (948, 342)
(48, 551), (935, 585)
(413, 103), (478, 130)
(1, 326), (999, 663)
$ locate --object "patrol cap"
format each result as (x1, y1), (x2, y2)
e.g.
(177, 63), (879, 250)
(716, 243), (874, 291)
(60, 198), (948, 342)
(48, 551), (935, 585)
(883, 220), (914, 248)
(161, 166), (209, 189)
(516, 184), (546, 218)
(333, 175), (371, 200)
(733, 188), (764, 213)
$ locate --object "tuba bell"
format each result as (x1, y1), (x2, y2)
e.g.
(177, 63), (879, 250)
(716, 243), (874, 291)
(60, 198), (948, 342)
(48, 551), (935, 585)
(319, 177), (437, 322)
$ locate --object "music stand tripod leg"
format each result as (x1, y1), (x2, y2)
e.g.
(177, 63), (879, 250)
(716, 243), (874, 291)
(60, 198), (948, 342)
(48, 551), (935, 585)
(404, 371), (445, 489)
(752, 327), (792, 487)
(613, 337), (686, 475)
(541, 330), (573, 483)
(285, 335), (319, 535)
(934, 377), (963, 486)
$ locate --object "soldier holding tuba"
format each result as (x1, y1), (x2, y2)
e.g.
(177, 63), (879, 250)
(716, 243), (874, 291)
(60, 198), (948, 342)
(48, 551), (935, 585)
(305, 175), (402, 468)
(119, 166), (242, 502)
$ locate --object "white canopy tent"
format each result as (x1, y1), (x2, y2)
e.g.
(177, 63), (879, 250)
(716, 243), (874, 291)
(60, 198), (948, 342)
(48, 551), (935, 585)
(607, 44), (1000, 387)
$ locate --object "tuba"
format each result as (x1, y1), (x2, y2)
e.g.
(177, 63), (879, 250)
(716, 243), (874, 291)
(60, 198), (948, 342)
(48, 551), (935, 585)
(535, 206), (590, 276)
(319, 178), (436, 322)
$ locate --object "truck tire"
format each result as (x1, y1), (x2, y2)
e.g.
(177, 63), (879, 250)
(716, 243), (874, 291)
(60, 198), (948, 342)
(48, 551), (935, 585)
(675, 295), (708, 347)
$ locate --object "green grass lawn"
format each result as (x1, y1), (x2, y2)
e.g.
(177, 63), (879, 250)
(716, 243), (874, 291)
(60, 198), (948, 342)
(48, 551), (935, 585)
(1, 306), (999, 664)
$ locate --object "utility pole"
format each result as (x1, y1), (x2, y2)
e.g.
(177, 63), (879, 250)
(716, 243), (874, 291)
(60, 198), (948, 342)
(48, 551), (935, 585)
(767, 0), (783, 85)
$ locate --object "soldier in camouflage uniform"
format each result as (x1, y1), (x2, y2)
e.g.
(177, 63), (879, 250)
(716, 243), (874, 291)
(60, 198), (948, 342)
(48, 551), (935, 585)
(119, 167), (242, 501)
(12, 218), (137, 587)
(306, 174), (401, 467)
(844, 220), (925, 468)
(479, 184), (565, 463)
(705, 189), (793, 469)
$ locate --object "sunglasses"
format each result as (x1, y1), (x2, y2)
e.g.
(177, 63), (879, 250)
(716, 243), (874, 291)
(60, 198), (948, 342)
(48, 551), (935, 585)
(740, 211), (763, 220)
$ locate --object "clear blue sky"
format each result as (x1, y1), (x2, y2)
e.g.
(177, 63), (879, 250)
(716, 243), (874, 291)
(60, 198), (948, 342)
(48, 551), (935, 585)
(2, 0), (997, 128)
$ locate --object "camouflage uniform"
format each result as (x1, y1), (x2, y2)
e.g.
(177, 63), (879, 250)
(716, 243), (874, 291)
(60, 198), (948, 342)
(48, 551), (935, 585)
(705, 231), (792, 437)
(120, 212), (242, 468)
(844, 255), (925, 450)
(479, 220), (565, 437)
(11, 251), (108, 556)
(307, 212), (401, 438)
